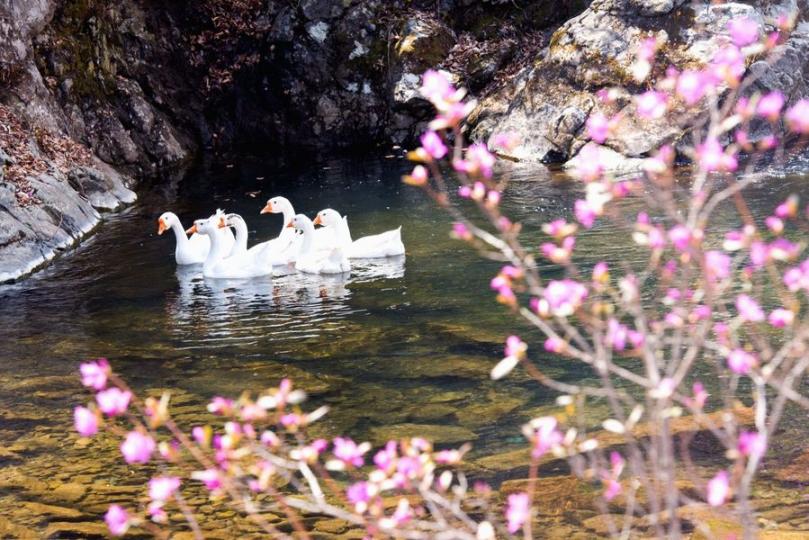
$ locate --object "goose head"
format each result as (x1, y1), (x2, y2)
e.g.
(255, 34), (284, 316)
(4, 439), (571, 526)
(188, 210), (226, 236)
(157, 212), (179, 235)
(313, 208), (342, 228)
(286, 213), (315, 234)
(220, 213), (244, 229)
(261, 196), (292, 215)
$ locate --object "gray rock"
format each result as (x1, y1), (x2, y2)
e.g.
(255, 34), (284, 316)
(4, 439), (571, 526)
(301, 0), (344, 21)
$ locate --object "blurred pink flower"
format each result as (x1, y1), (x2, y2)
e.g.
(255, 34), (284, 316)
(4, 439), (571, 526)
(529, 416), (563, 458)
(727, 349), (757, 375)
(403, 164), (428, 186)
(705, 250), (731, 281)
(769, 308), (794, 328)
(736, 294), (764, 322)
(757, 91), (785, 122)
(332, 437), (370, 468)
(574, 199), (596, 228)
(105, 505), (130, 537)
(636, 90), (668, 119)
(728, 18), (760, 47)
(668, 225), (693, 251)
(505, 492), (530, 533)
(492, 132), (520, 152)
(586, 112), (611, 143)
(572, 144), (605, 182)
(149, 476), (180, 502)
(738, 431), (767, 460)
(606, 319), (629, 351)
(769, 238), (799, 261)
(676, 70), (708, 104)
(346, 481), (373, 512)
(374, 440), (398, 472)
(420, 70), (455, 107)
(192, 469), (222, 491)
(775, 195), (799, 218)
(696, 137), (737, 172)
(707, 471), (730, 506)
(711, 46), (745, 85)
(451, 221), (472, 240)
(691, 382), (709, 409)
(544, 336), (566, 353)
(785, 99), (809, 133)
(539, 279), (588, 317)
(80, 358), (110, 390)
(420, 131), (447, 159)
(74, 406), (99, 437)
(121, 431), (156, 464)
(96, 388), (131, 417)
(207, 396), (234, 415)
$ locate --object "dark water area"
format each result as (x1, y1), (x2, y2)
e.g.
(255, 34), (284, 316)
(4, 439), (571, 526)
(3, 154), (809, 536)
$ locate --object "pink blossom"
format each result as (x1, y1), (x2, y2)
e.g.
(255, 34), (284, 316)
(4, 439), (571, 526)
(542, 219), (577, 239)
(574, 199), (597, 228)
(606, 319), (629, 352)
(571, 144), (605, 182)
(636, 90), (668, 119)
(420, 70), (455, 107)
(592, 261), (609, 285)
(541, 236), (575, 263)
(80, 358), (110, 390)
(769, 308), (794, 328)
(786, 99), (809, 134)
(707, 471), (730, 507)
(505, 492), (530, 533)
(691, 382), (709, 409)
(638, 37), (659, 62)
(332, 437), (370, 468)
(451, 221), (471, 240)
(727, 349), (757, 375)
(492, 132), (520, 152)
(768, 238), (798, 261)
(192, 469), (222, 491)
(711, 46), (745, 86)
(105, 505), (130, 537)
(775, 195), (799, 218)
(149, 476), (181, 502)
(538, 279), (588, 317)
(403, 164), (428, 186)
(455, 143), (496, 179)
(374, 440), (398, 471)
(736, 294), (764, 322)
(529, 416), (563, 458)
(766, 216), (784, 234)
(736, 96), (755, 119)
(121, 431), (155, 464)
(668, 225), (693, 251)
(207, 396), (234, 416)
(420, 131), (447, 160)
(604, 479), (622, 501)
(586, 112), (611, 143)
(148, 500), (167, 523)
(750, 241), (769, 268)
(738, 431), (767, 460)
(603, 451), (625, 500)
(96, 388), (132, 417)
(705, 250), (731, 281)
(346, 481), (373, 512)
(74, 406), (99, 437)
(728, 18), (760, 47)
(757, 92), (785, 122)
(696, 137), (737, 172)
(435, 449), (463, 464)
(505, 335), (527, 358)
(676, 70), (708, 104)
(544, 336), (566, 353)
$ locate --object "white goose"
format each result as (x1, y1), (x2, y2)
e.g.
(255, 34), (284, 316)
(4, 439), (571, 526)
(187, 211), (272, 279)
(314, 208), (405, 258)
(288, 214), (350, 274)
(157, 211), (235, 265)
(224, 213), (294, 267)
(261, 196), (332, 253)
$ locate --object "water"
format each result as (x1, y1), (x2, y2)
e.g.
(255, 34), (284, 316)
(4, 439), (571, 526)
(2, 154), (809, 536)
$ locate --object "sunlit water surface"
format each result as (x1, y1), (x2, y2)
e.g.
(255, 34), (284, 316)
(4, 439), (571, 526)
(2, 155), (809, 537)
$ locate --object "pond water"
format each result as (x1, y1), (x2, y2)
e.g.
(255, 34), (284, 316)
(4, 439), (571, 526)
(2, 154), (809, 537)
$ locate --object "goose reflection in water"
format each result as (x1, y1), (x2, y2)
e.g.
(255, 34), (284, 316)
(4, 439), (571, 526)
(165, 257), (405, 349)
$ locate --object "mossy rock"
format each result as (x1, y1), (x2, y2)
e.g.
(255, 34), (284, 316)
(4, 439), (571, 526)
(369, 422), (478, 445)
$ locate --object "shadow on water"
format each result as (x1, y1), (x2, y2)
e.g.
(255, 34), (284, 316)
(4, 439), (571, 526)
(2, 154), (809, 534)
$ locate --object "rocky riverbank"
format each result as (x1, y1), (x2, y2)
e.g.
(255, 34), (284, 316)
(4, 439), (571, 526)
(1, 0), (808, 281)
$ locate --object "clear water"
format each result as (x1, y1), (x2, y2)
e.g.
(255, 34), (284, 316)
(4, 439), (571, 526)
(2, 154), (809, 535)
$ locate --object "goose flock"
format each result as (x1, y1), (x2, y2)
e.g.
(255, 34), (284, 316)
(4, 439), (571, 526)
(157, 196), (405, 279)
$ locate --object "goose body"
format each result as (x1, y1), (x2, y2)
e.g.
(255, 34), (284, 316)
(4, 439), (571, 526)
(225, 213), (295, 267)
(289, 214), (350, 274)
(261, 196), (332, 257)
(314, 209), (405, 259)
(158, 211), (234, 265)
(190, 211), (273, 279)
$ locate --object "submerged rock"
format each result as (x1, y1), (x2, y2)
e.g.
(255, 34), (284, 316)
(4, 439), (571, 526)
(369, 422), (478, 445)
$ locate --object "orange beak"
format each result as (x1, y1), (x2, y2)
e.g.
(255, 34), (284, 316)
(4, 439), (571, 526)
(313, 215), (323, 226)
(185, 224), (197, 235)
(286, 221), (294, 228)
(157, 218), (168, 235)
(218, 217), (227, 229)
(260, 201), (273, 214)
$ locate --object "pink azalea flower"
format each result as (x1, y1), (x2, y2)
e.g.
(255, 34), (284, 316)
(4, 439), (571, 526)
(586, 112), (611, 143)
(419, 70), (455, 107)
(80, 358), (110, 390)
(374, 440), (398, 472)
(766, 215), (784, 234)
(541, 236), (575, 263)
(785, 99), (809, 134)
(505, 335), (527, 358)
(738, 431), (767, 460)
(769, 238), (798, 261)
(538, 279), (588, 317)
(491, 132), (520, 152)
(542, 219), (577, 239)
(727, 349), (757, 375)
(636, 90), (668, 119)
(711, 46), (745, 86)
(707, 471), (730, 507)
(691, 382), (709, 409)
(736, 294), (764, 322)
(455, 143), (496, 179)
(74, 406), (99, 437)
(749, 241), (769, 268)
(332, 437), (370, 468)
(451, 222), (471, 240)
(207, 396), (234, 416)
(775, 195), (799, 218)
(769, 308), (794, 328)
(529, 416), (563, 458)
(149, 476), (181, 502)
(728, 18), (760, 47)
(757, 92), (785, 122)
(544, 336), (566, 353)
(571, 144), (605, 182)
(592, 261), (609, 285)
(696, 137), (737, 172)
(403, 164), (428, 186)
(606, 319), (629, 352)
(638, 37), (659, 62)
(435, 449), (463, 464)
(120, 431), (156, 464)
(105, 505), (130, 537)
(505, 492), (530, 533)
(604, 479), (622, 501)
(192, 469), (222, 491)
(96, 388), (131, 417)
(574, 199), (597, 228)
(705, 250), (731, 281)
(668, 225), (693, 252)
(420, 131), (447, 160)
(346, 481), (373, 512)
(676, 70), (708, 104)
